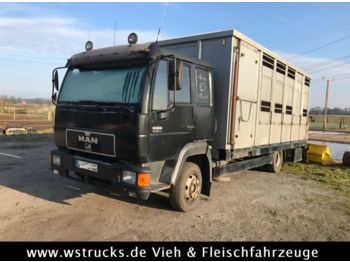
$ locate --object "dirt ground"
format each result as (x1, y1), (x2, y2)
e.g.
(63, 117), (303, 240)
(309, 131), (350, 144)
(0, 134), (349, 241)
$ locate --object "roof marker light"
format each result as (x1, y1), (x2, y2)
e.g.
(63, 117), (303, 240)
(85, 40), (93, 51)
(128, 33), (138, 45)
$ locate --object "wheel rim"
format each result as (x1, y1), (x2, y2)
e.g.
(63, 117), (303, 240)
(184, 173), (200, 202)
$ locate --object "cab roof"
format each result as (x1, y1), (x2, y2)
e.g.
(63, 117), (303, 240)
(67, 42), (212, 69)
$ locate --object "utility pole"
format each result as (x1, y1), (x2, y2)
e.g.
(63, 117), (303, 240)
(323, 79), (330, 130)
(322, 77), (334, 130)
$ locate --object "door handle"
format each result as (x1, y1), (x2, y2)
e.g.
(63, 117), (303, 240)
(157, 111), (170, 120)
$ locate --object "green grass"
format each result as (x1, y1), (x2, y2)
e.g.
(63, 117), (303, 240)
(309, 122), (350, 131)
(282, 162), (350, 193)
(309, 115), (350, 131)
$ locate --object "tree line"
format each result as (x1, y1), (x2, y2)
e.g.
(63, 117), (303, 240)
(0, 96), (51, 105)
(309, 107), (350, 115)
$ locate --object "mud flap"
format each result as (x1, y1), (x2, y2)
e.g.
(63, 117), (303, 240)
(201, 180), (212, 197)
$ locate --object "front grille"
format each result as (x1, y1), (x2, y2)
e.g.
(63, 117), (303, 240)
(66, 129), (115, 157)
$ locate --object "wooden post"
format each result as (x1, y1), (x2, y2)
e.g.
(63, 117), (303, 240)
(340, 117), (344, 129)
(47, 110), (52, 122)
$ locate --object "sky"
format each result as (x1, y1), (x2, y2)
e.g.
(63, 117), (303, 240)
(0, 2), (350, 108)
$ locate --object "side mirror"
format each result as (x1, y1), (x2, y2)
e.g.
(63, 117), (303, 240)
(169, 60), (176, 91)
(51, 66), (66, 105)
(176, 61), (183, 91)
(53, 70), (59, 91)
(52, 92), (58, 104)
(168, 59), (183, 91)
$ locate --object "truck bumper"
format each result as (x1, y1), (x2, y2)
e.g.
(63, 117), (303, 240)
(50, 149), (151, 200)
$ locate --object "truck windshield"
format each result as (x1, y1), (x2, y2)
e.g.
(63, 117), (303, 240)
(58, 66), (147, 104)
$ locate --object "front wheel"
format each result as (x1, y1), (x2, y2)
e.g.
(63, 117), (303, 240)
(169, 162), (202, 212)
(266, 150), (283, 173)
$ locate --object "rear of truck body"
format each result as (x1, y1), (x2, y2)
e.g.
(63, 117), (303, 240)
(50, 29), (311, 211)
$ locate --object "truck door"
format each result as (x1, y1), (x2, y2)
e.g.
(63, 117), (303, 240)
(149, 59), (194, 161)
(233, 41), (260, 149)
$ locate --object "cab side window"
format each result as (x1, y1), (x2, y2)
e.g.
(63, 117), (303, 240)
(170, 65), (191, 103)
(152, 60), (169, 111)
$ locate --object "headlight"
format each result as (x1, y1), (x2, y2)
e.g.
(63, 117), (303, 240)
(52, 155), (61, 166)
(122, 170), (136, 185)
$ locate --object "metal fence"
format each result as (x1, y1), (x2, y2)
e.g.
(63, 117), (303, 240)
(0, 105), (54, 132)
(309, 115), (350, 130)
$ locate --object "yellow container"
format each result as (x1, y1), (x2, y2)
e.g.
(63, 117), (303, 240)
(307, 143), (333, 166)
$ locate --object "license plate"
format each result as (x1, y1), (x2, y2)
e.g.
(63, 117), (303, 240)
(76, 160), (98, 172)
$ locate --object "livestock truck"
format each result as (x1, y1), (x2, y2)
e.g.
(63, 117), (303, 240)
(50, 30), (311, 211)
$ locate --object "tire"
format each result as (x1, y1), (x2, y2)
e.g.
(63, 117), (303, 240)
(169, 162), (202, 212)
(266, 150), (283, 173)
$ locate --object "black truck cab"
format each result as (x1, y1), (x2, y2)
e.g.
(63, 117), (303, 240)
(51, 41), (214, 211)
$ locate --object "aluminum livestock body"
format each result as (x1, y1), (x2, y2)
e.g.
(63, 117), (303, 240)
(159, 29), (311, 161)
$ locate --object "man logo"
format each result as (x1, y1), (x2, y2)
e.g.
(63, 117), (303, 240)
(78, 135), (98, 144)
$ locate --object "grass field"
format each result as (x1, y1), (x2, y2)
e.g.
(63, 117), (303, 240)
(309, 115), (350, 131)
(0, 104), (54, 132)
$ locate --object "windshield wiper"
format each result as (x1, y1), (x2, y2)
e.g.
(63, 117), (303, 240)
(98, 101), (135, 113)
(73, 100), (98, 105)
(65, 100), (135, 112)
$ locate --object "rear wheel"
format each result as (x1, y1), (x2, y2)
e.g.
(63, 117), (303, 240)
(266, 150), (283, 173)
(169, 162), (202, 212)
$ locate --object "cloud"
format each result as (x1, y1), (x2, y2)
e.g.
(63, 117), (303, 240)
(275, 51), (350, 108)
(0, 3), (54, 16)
(0, 16), (171, 66)
(275, 51), (350, 80)
(0, 9), (348, 107)
(0, 14), (173, 98)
